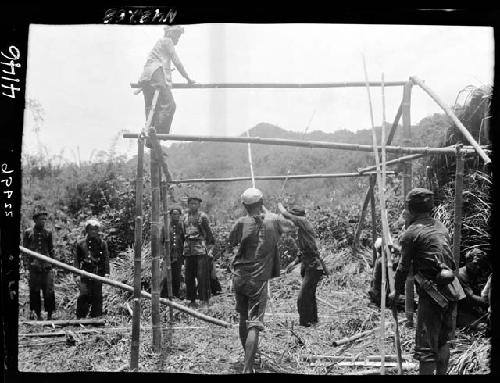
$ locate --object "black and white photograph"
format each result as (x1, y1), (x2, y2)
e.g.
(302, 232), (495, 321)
(1, 7), (496, 377)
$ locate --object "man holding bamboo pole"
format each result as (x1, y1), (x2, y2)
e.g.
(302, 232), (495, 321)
(227, 188), (293, 373)
(389, 188), (465, 375)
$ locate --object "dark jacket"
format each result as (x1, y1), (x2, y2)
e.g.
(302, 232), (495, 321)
(23, 227), (55, 270)
(74, 237), (110, 276)
(395, 215), (461, 302)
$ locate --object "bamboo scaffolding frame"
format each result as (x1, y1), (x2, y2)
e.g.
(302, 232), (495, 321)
(150, 151), (162, 351)
(130, 137), (144, 371)
(122, 132), (480, 155)
(130, 81), (408, 89)
(410, 76), (491, 165)
(358, 153), (425, 174)
(170, 171), (396, 184)
(19, 247), (232, 327)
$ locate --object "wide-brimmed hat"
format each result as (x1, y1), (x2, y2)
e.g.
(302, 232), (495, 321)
(187, 196), (202, 203)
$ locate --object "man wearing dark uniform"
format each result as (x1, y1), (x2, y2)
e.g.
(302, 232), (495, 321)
(161, 206), (185, 299)
(182, 197), (215, 308)
(74, 219), (110, 318)
(228, 188), (293, 373)
(138, 25), (195, 145)
(23, 205), (56, 320)
(279, 203), (325, 327)
(391, 188), (465, 375)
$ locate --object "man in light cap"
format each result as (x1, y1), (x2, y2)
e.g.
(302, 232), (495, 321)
(23, 205), (56, 320)
(182, 196), (215, 308)
(279, 203), (326, 327)
(389, 188), (465, 375)
(74, 219), (110, 318)
(228, 187), (293, 373)
(138, 25), (195, 146)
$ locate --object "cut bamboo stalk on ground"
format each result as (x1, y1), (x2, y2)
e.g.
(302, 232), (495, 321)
(332, 319), (406, 346)
(19, 247), (232, 328)
(337, 361), (417, 369)
(19, 319), (105, 327)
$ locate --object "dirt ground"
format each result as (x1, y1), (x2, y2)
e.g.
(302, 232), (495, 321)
(17, 248), (490, 375)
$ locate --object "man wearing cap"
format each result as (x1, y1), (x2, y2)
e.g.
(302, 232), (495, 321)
(228, 188), (293, 373)
(74, 219), (110, 318)
(390, 188), (465, 375)
(23, 205), (56, 320)
(161, 206), (185, 299)
(456, 248), (490, 328)
(138, 25), (195, 144)
(278, 203), (325, 327)
(182, 197), (215, 308)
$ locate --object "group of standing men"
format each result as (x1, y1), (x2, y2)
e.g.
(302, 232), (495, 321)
(161, 196), (222, 308)
(22, 207), (110, 320)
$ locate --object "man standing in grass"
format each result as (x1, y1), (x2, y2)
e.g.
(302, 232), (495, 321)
(228, 188), (293, 373)
(182, 197), (215, 309)
(74, 219), (110, 318)
(23, 205), (56, 320)
(390, 188), (465, 375)
(279, 203), (327, 327)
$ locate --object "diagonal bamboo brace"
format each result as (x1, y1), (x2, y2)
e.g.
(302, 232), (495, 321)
(19, 246), (232, 328)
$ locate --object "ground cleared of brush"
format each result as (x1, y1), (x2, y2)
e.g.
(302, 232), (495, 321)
(17, 247), (490, 375)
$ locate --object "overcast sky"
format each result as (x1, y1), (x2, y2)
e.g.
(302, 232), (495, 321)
(23, 23), (494, 163)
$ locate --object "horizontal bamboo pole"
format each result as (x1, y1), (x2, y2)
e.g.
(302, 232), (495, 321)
(19, 319), (105, 327)
(410, 76), (491, 165)
(358, 153), (425, 174)
(170, 171), (396, 184)
(19, 246), (231, 328)
(130, 81), (407, 89)
(339, 363), (416, 370)
(122, 133), (480, 155)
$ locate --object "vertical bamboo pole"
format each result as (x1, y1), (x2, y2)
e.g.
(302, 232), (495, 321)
(362, 57), (391, 375)
(150, 139), (162, 351)
(352, 181), (374, 258)
(369, 175), (377, 265)
(453, 145), (464, 274)
(401, 81), (415, 328)
(382, 74), (403, 374)
(161, 179), (174, 324)
(130, 137), (145, 371)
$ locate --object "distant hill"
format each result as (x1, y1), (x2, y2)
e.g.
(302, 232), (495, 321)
(155, 114), (451, 217)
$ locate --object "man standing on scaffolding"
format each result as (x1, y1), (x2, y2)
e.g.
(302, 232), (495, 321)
(138, 25), (195, 147)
